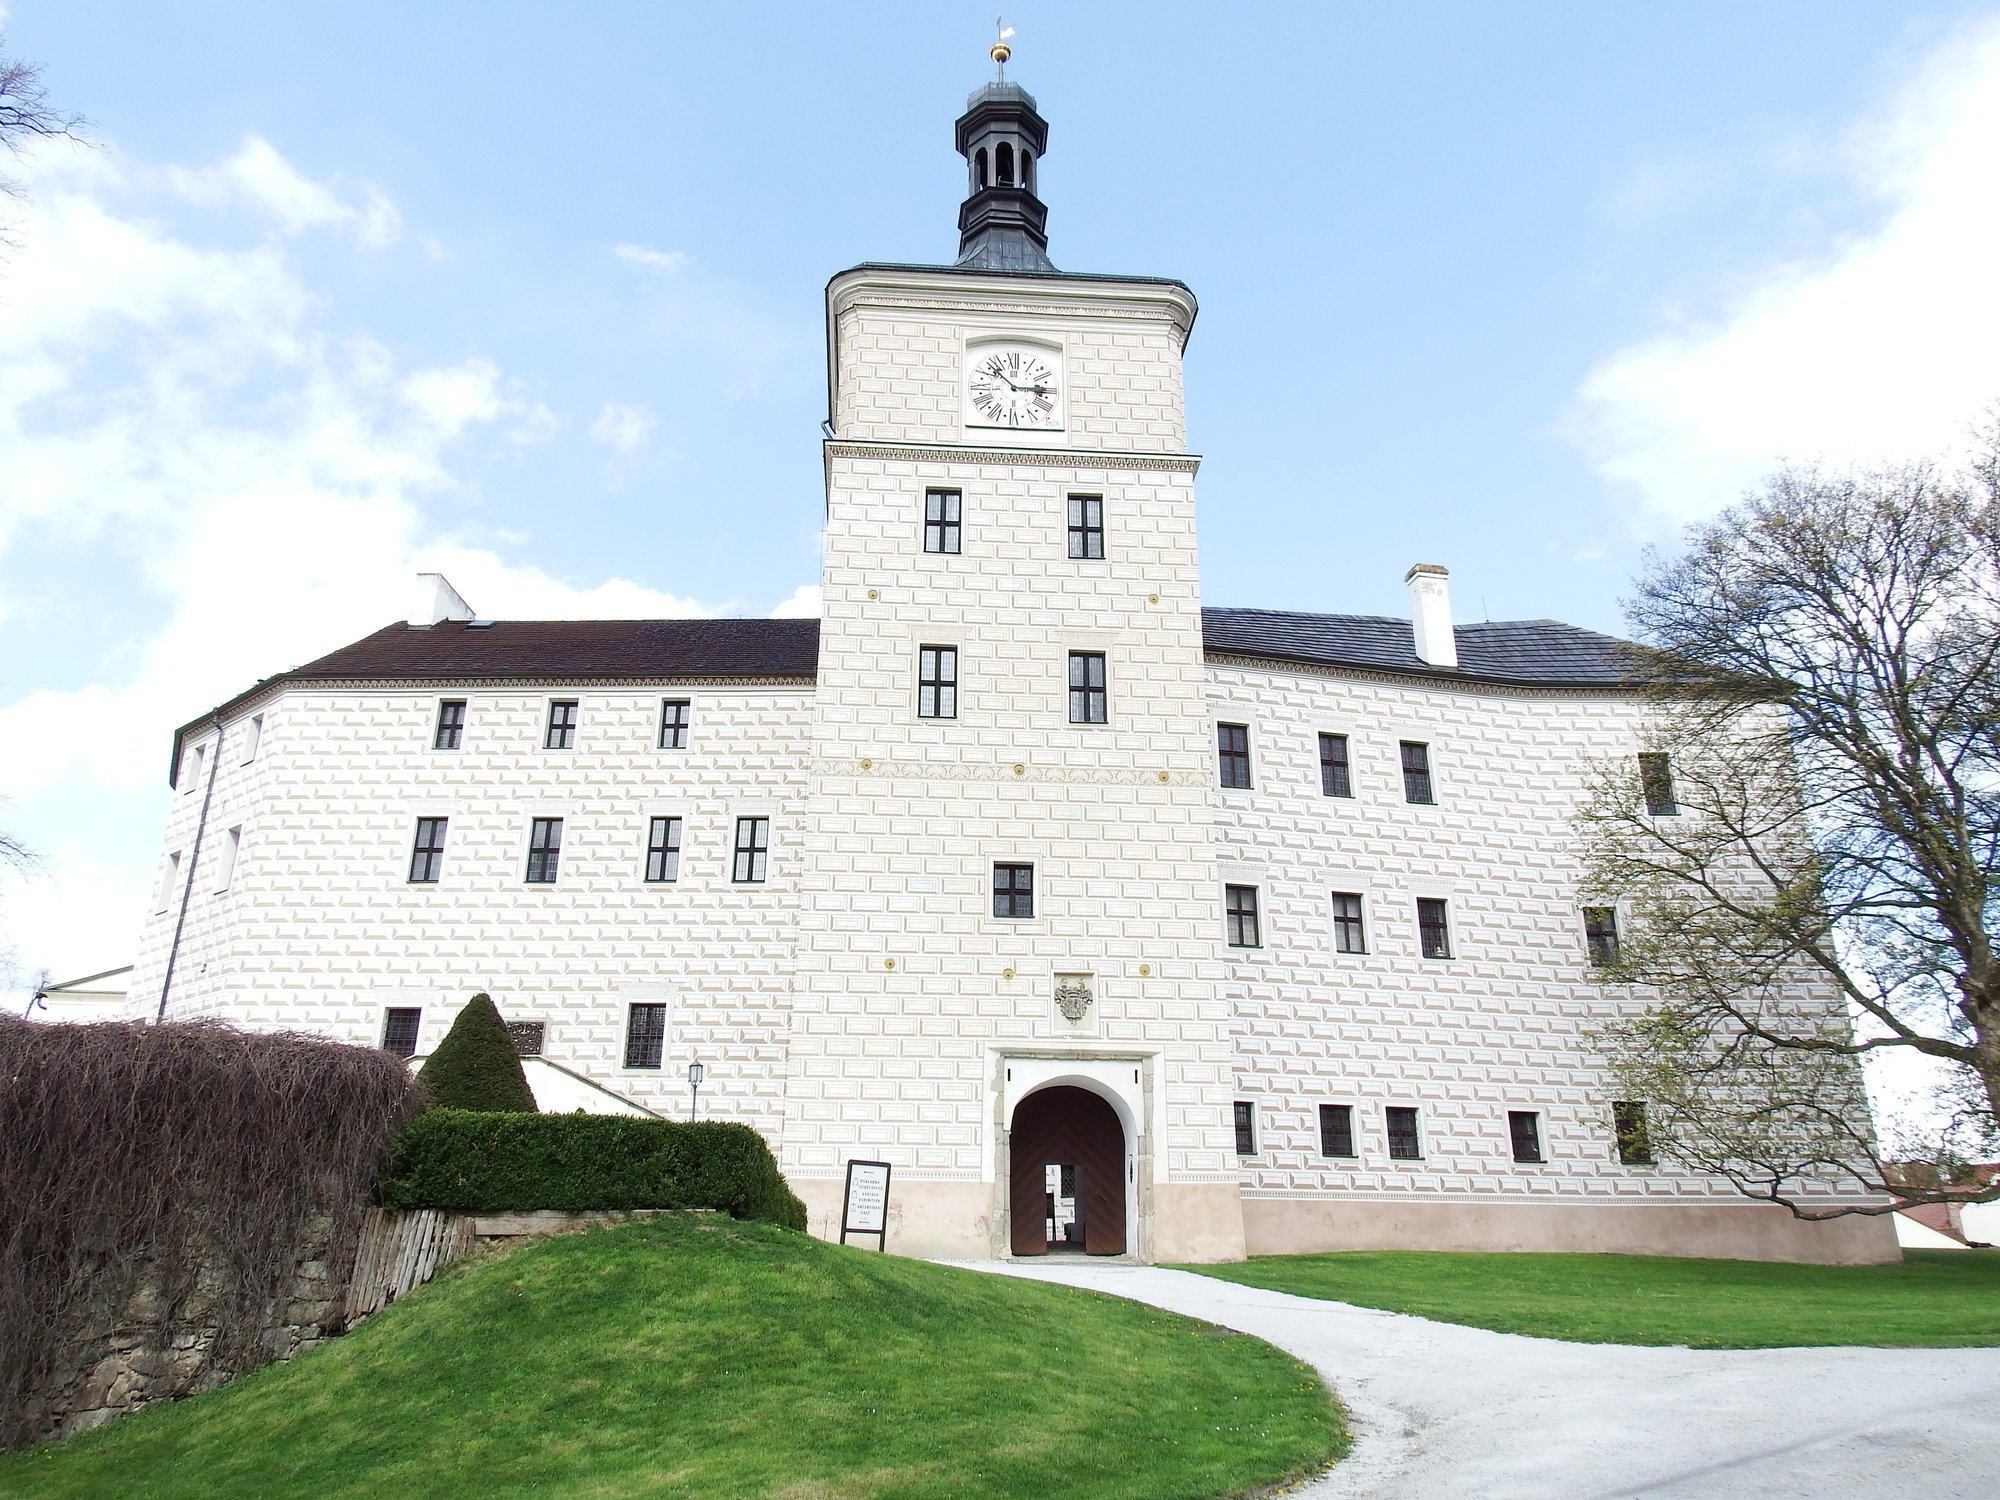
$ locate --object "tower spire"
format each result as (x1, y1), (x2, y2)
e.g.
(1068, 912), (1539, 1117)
(953, 30), (1053, 272)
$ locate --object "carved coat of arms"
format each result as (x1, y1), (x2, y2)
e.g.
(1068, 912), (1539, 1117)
(1053, 976), (1093, 1023)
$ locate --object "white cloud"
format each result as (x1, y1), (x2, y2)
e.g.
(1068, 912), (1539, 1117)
(1568, 16), (2000, 523)
(613, 241), (692, 275)
(588, 401), (656, 455)
(169, 135), (403, 247)
(768, 583), (821, 618)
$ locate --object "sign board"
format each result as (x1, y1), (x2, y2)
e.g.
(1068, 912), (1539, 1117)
(840, 1159), (892, 1248)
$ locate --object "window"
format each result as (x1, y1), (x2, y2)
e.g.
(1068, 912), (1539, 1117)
(645, 816), (683, 883)
(1319, 733), (1352, 797)
(1584, 906), (1621, 966)
(1068, 651), (1107, 724)
(1330, 892), (1366, 954)
(525, 817), (563, 884)
(918, 646), (958, 719)
(433, 700), (466, 750)
(1066, 494), (1104, 559)
(154, 852), (181, 914)
(381, 1007), (422, 1058)
(624, 1003), (667, 1069)
(1216, 723), (1252, 789)
(1639, 752), (1678, 816)
(409, 818), (448, 884)
(1613, 1101), (1656, 1165)
(659, 699), (692, 750)
(1508, 1110), (1544, 1164)
(507, 1020), (546, 1057)
(732, 816), (770, 883)
(1233, 1100), (1257, 1156)
(1225, 884), (1261, 948)
(992, 862), (1035, 919)
(184, 741), (206, 792)
(1385, 1106), (1423, 1161)
(241, 713), (264, 764)
(544, 699), (579, 750)
(213, 826), (242, 893)
(1400, 740), (1434, 804)
(924, 488), (962, 554)
(1319, 1103), (1356, 1158)
(1416, 897), (1452, 959)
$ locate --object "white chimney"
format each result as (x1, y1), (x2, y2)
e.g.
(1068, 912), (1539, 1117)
(1404, 563), (1457, 669)
(410, 572), (476, 628)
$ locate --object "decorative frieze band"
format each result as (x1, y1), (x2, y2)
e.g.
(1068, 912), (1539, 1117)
(811, 757), (1198, 788)
(825, 441), (1201, 474)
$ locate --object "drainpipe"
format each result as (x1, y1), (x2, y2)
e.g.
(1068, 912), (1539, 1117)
(157, 713), (224, 1022)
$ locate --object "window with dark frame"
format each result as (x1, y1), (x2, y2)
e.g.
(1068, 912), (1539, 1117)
(1067, 494), (1105, 559)
(624, 1003), (667, 1069)
(645, 816), (683, 883)
(1416, 897), (1452, 959)
(544, 699), (579, 750)
(659, 698), (692, 749)
(1319, 1103), (1356, 1158)
(1319, 732), (1352, 797)
(924, 488), (962, 554)
(1508, 1110), (1544, 1163)
(732, 816), (770, 883)
(1385, 1105), (1422, 1160)
(507, 1021), (546, 1057)
(525, 817), (563, 884)
(1584, 906), (1621, 966)
(1613, 1100), (1656, 1164)
(918, 645), (958, 719)
(1639, 752), (1679, 815)
(408, 817), (448, 884)
(1068, 651), (1107, 724)
(992, 862), (1035, 919)
(433, 699), (465, 750)
(1217, 723), (1252, 789)
(1400, 740), (1435, 804)
(1225, 884), (1261, 948)
(1330, 892), (1366, 954)
(1233, 1100), (1256, 1156)
(380, 1007), (422, 1058)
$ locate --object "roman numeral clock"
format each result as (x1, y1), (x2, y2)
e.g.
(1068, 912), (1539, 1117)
(964, 343), (1063, 430)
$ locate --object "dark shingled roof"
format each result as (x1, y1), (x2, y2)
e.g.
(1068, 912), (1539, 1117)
(1200, 608), (1633, 687)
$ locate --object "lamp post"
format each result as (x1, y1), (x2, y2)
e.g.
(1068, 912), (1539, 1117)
(687, 1060), (705, 1122)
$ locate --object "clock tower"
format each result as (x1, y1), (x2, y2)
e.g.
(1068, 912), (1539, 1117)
(780, 50), (1247, 1263)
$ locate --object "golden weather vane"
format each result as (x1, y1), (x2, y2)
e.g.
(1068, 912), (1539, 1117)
(991, 17), (1015, 80)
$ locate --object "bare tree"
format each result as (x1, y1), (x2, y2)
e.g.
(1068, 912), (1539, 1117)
(0, 39), (87, 243)
(1582, 452), (1999, 1218)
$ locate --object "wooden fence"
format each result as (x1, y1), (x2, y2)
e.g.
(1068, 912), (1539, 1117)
(343, 1208), (477, 1324)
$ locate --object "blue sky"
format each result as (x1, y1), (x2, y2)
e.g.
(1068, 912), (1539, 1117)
(3, 0), (1998, 1016)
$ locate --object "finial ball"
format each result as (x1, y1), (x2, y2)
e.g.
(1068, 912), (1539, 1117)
(989, 40), (1012, 64)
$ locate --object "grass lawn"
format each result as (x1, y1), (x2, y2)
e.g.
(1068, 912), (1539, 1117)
(1182, 1248), (2000, 1349)
(3, 1216), (1345, 1500)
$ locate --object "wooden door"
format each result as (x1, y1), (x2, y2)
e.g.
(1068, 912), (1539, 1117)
(1009, 1085), (1127, 1256)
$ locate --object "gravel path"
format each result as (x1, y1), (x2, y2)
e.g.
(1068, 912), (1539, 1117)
(963, 1258), (2000, 1500)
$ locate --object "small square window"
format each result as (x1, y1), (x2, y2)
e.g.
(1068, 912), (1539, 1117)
(1319, 1103), (1356, 1158)
(919, 646), (958, 719)
(409, 818), (448, 884)
(645, 817), (683, 883)
(659, 699), (692, 750)
(1233, 1100), (1257, 1156)
(1639, 753), (1679, 816)
(1068, 651), (1107, 724)
(1225, 884), (1261, 949)
(434, 700), (466, 750)
(1584, 906), (1621, 966)
(525, 817), (562, 884)
(1330, 892), (1366, 954)
(1067, 494), (1105, 559)
(1416, 897), (1452, 959)
(545, 700), (579, 750)
(1400, 741), (1434, 804)
(924, 488), (962, 554)
(992, 862), (1035, 919)
(1613, 1100), (1655, 1165)
(1217, 723), (1252, 789)
(1508, 1110), (1544, 1164)
(507, 1020), (546, 1057)
(624, 1003), (667, 1069)
(381, 1007), (422, 1058)
(1318, 733), (1352, 797)
(1385, 1105), (1422, 1161)
(732, 817), (770, 883)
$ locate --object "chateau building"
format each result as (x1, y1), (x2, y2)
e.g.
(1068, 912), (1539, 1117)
(126, 67), (1892, 1265)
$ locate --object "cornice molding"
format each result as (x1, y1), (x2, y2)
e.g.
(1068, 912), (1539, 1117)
(825, 440), (1200, 474)
(826, 265), (1197, 340)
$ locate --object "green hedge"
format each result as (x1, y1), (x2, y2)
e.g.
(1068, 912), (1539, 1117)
(376, 1110), (807, 1231)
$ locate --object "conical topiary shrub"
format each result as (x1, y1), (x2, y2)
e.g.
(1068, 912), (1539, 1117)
(418, 993), (539, 1113)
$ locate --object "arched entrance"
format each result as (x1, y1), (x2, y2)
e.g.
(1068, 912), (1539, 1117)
(1009, 1085), (1127, 1256)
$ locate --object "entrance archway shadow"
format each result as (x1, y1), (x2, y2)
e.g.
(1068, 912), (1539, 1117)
(1009, 1084), (1127, 1256)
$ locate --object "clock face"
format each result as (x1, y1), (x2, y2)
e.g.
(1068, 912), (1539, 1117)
(965, 345), (1063, 429)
